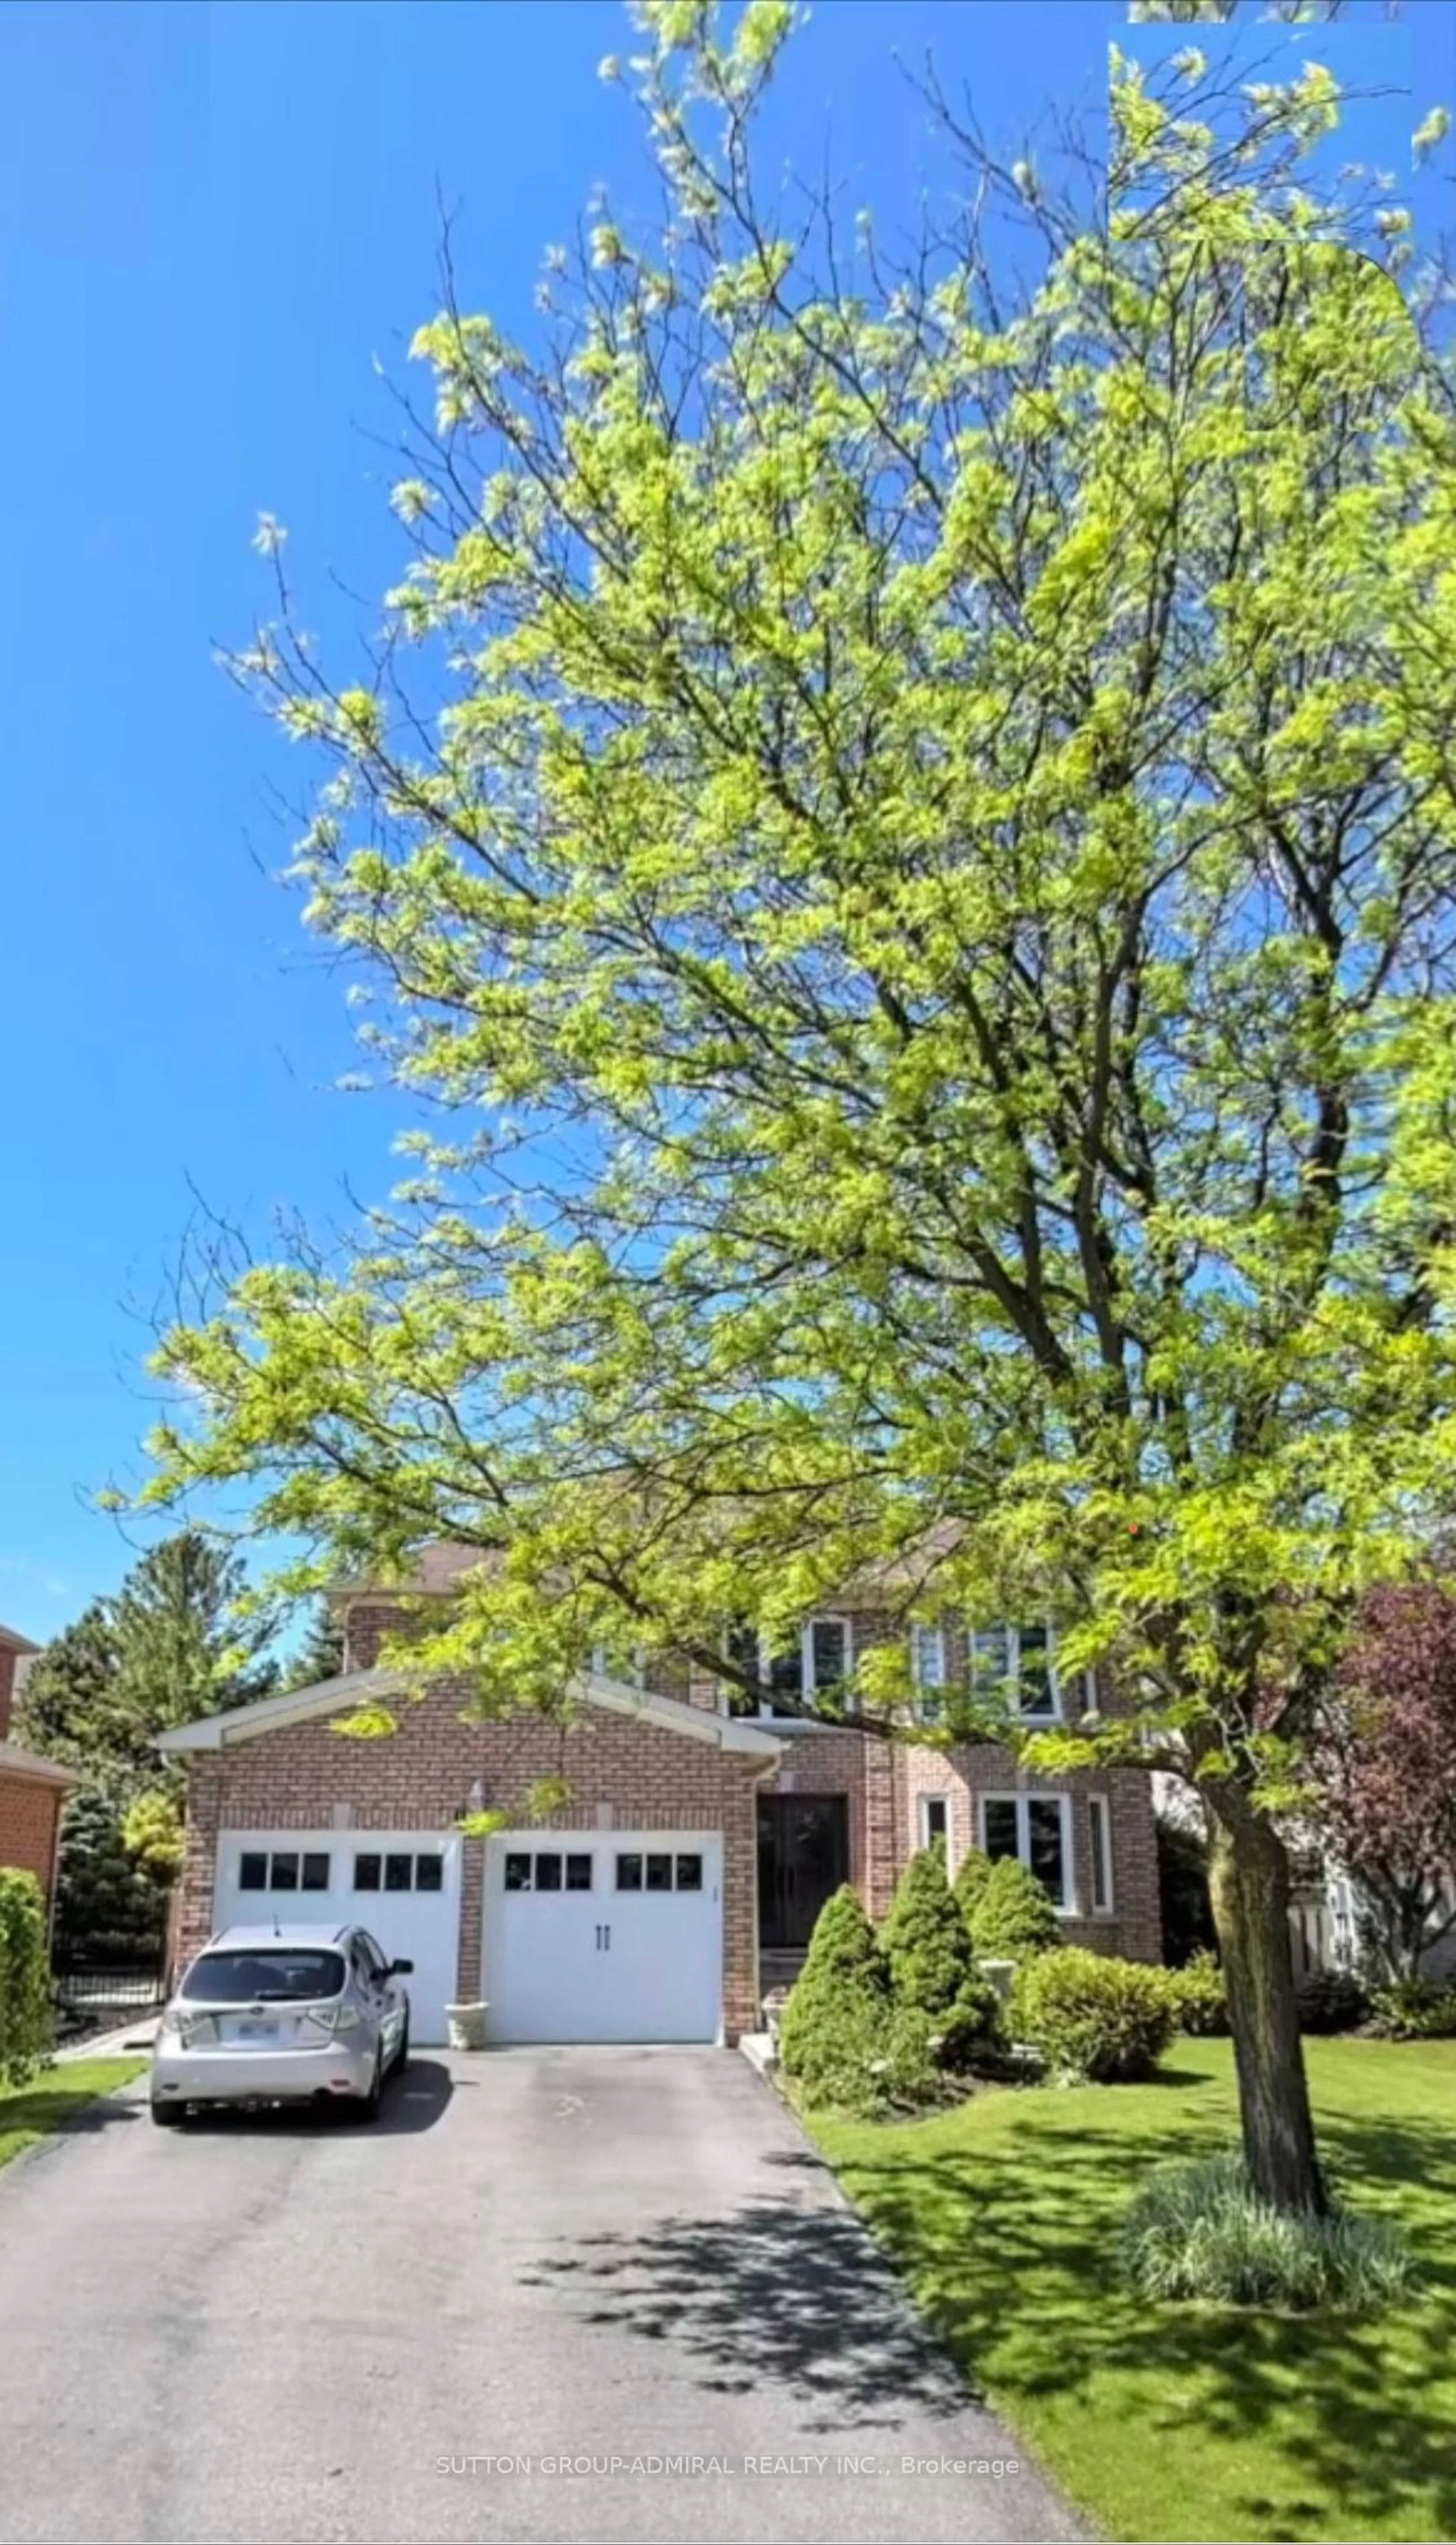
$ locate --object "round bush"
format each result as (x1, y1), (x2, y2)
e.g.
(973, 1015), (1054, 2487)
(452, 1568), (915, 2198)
(1012, 1946), (1174, 2083)
(1162, 1948), (1229, 2037)
(1367, 1977), (1456, 2040)
(966, 1855), (1062, 1962)
(1295, 1969), (1369, 2036)
(1121, 2150), (1415, 2312)
(778, 1885), (891, 2112)
(880, 1847), (999, 2068)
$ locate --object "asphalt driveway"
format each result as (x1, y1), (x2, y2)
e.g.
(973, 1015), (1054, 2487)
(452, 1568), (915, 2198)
(0, 2049), (1079, 2544)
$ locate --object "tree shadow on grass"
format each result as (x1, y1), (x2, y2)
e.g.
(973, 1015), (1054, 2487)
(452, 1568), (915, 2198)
(836, 2104), (1456, 2543)
(523, 2192), (977, 2436)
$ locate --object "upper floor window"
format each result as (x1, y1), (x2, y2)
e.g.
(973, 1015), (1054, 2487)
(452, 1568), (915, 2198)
(911, 1622), (946, 1724)
(590, 1643), (647, 1690)
(969, 1622), (1063, 1722)
(717, 1617), (852, 1718)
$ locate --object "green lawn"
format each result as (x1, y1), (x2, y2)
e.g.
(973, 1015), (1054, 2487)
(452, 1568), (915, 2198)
(808, 2038), (1456, 2545)
(0, 2059), (148, 2172)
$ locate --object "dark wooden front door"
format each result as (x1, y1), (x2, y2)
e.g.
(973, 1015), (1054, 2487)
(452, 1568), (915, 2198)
(758, 1794), (850, 1950)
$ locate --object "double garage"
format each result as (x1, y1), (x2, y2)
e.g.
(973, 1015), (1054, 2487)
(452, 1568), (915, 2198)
(168, 1669), (781, 2049)
(210, 1824), (725, 2048)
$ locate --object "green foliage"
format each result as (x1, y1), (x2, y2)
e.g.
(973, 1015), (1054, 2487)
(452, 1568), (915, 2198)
(15, 1533), (278, 1802)
(880, 1846), (999, 2067)
(1367, 1978), (1456, 2041)
(52, 1790), (166, 1959)
(1013, 1947), (1175, 2083)
(1161, 1947), (1229, 2037)
(120, 1789), (185, 1886)
(1296, 1969), (1370, 2036)
(966, 1856), (1062, 1963)
(1121, 2150), (1414, 2313)
(778, 1885), (892, 2113)
(0, 1870), (52, 2085)
(951, 1846), (995, 1925)
(280, 1600), (345, 1691)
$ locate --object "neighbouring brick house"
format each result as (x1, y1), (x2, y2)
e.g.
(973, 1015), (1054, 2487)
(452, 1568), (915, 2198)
(0, 1621), (75, 1911)
(160, 1544), (1161, 2048)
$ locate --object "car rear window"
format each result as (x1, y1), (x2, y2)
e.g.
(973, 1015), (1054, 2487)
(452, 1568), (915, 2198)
(181, 1949), (347, 2004)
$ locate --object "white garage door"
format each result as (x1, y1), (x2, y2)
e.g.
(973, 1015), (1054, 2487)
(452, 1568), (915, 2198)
(483, 1831), (723, 2044)
(211, 1830), (462, 2046)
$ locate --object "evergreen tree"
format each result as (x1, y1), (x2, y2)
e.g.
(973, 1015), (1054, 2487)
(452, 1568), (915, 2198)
(109, 1532), (277, 1771)
(967, 1856), (1064, 1963)
(778, 1886), (890, 2108)
(12, 1604), (120, 1789)
(881, 1846), (999, 2065)
(280, 1600), (346, 1691)
(52, 1789), (164, 1958)
(952, 1847), (995, 1928)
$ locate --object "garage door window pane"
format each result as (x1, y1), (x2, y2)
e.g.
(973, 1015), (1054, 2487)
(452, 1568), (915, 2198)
(535, 1853), (563, 1891)
(504, 1853), (533, 1891)
(301, 1853), (331, 1892)
(385, 1853), (413, 1892)
(616, 1853), (643, 1891)
(565, 1854), (593, 1891)
(414, 1854), (443, 1893)
(269, 1853), (300, 1891)
(238, 1852), (267, 1891)
(353, 1853), (381, 1892)
(646, 1853), (673, 1892)
(675, 1854), (703, 1892)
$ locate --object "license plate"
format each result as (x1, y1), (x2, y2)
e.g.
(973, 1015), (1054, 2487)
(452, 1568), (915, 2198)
(235, 2020), (278, 2041)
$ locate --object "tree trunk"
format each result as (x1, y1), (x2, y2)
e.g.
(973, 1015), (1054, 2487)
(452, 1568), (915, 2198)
(1202, 1784), (1329, 2216)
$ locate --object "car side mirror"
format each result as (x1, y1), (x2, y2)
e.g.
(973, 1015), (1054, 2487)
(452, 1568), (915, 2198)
(387, 1958), (414, 1977)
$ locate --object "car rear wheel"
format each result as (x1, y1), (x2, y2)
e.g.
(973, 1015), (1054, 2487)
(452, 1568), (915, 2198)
(392, 2012), (410, 2076)
(151, 2099), (185, 2128)
(348, 2051), (383, 2123)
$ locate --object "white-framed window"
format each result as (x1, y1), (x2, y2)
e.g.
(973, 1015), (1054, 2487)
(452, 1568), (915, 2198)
(717, 1619), (851, 1718)
(911, 1622), (947, 1723)
(978, 1792), (1073, 1911)
(1088, 1795), (1114, 1915)
(968, 1622), (1062, 1722)
(918, 1792), (952, 1862)
(590, 1642), (647, 1690)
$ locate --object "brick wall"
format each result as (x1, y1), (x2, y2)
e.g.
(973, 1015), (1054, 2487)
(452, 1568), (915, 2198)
(0, 1771), (63, 1900)
(176, 1686), (770, 2041)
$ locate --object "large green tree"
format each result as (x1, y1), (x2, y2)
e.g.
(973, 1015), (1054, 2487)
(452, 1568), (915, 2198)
(142, 3), (1455, 2214)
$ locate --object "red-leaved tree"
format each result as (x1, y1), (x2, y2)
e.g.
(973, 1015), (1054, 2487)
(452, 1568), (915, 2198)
(1308, 1587), (1456, 1982)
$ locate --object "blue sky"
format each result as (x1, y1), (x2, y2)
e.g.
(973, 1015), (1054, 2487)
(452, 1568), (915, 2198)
(0, 0), (1448, 1645)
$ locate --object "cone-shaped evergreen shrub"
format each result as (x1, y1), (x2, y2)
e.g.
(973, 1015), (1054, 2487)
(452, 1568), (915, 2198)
(952, 1845), (994, 1924)
(881, 1846), (999, 2066)
(966, 1853), (1062, 1960)
(778, 1885), (891, 2110)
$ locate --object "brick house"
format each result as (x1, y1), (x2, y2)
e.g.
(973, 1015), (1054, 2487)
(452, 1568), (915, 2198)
(159, 1547), (1161, 2047)
(0, 1621), (75, 1911)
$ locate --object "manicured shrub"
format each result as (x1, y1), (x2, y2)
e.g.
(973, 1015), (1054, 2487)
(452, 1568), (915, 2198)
(966, 1854), (1062, 1962)
(1295, 1969), (1369, 2036)
(951, 1845), (994, 1925)
(0, 1868), (53, 2085)
(880, 1847), (999, 2069)
(1121, 2150), (1415, 2312)
(1367, 1977), (1456, 2040)
(1012, 1947), (1174, 2083)
(1161, 1947), (1229, 2037)
(778, 1886), (891, 2112)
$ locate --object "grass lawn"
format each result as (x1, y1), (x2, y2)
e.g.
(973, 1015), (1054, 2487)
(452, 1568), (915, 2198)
(0, 2059), (148, 2173)
(808, 2038), (1456, 2545)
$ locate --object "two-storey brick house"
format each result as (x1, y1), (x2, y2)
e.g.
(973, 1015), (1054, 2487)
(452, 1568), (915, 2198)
(160, 1544), (1160, 2047)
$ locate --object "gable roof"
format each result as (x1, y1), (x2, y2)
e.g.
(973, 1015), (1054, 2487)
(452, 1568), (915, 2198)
(0, 1622), (42, 1656)
(0, 1741), (77, 1790)
(155, 1665), (784, 1759)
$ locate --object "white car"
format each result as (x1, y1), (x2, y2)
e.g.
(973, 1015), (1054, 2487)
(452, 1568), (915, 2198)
(151, 1922), (412, 2125)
